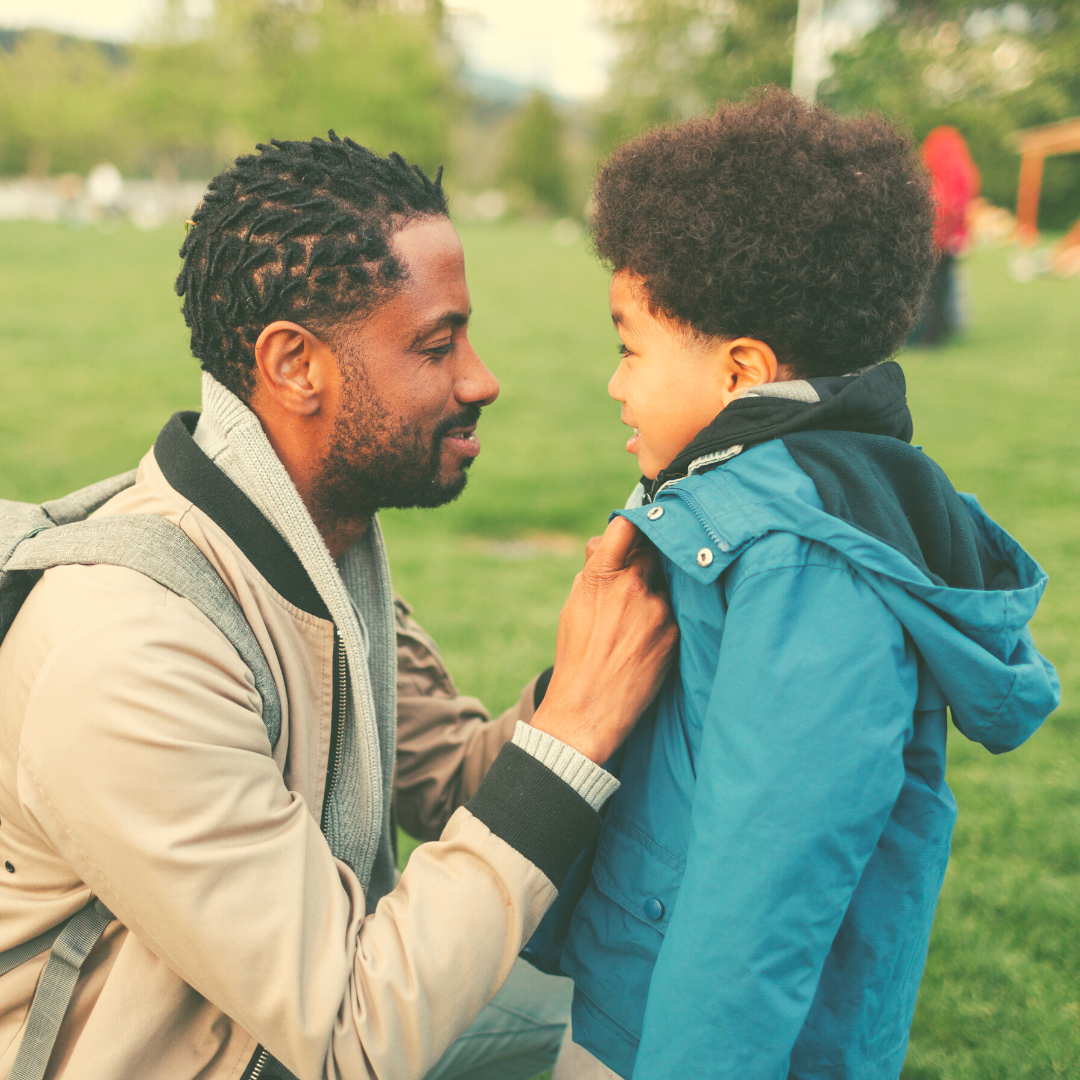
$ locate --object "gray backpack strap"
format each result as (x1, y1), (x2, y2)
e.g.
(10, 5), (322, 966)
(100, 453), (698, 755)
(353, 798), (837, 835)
(39, 470), (139, 527)
(6, 899), (114, 1080)
(0, 926), (69, 979)
(1, 512), (284, 1080)
(6, 513), (281, 747)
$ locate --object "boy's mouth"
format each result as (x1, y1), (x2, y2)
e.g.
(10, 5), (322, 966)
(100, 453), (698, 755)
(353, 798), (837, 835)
(626, 427), (642, 455)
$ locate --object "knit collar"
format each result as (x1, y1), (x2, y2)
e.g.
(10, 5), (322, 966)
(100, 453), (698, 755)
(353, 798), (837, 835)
(159, 373), (399, 894)
(154, 411), (328, 618)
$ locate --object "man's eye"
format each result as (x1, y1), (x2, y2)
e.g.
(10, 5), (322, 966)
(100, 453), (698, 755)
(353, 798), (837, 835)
(427, 342), (454, 358)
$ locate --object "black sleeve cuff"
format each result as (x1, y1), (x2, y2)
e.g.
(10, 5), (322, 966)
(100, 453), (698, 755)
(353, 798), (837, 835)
(465, 742), (602, 889)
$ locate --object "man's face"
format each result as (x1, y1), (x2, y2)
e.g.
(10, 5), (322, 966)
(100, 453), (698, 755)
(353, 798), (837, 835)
(313, 216), (499, 527)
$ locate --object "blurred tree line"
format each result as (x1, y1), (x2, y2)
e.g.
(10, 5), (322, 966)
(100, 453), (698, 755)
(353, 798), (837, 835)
(0, 0), (454, 180)
(593, 0), (1080, 228)
(501, 91), (572, 215)
(0, 0), (1077, 227)
(823, 0), (1080, 227)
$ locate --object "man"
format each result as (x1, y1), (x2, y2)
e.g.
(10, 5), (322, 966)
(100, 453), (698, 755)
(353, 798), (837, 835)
(0, 134), (676, 1079)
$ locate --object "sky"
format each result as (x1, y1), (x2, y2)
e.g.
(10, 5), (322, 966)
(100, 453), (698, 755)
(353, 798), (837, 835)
(0, 0), (616, 100)
(447, 1), (614, 100)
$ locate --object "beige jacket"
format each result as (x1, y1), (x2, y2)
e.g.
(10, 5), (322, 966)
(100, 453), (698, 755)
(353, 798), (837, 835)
(394, 597), (537, 842)
(0, 424), (603, 1079)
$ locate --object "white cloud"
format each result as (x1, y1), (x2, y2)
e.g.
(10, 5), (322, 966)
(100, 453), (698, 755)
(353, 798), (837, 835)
(0, 0), (616, 100)
(447, 0), (614, 100)
(0, 0), (154, 40)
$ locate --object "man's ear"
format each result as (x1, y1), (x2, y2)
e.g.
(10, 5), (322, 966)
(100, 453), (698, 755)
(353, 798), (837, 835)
(722, 337), (780, 397)
(253, 321), (336, 417)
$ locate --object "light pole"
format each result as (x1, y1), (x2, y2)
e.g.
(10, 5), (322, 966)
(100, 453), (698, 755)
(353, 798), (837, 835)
(791, 0), (825, 104)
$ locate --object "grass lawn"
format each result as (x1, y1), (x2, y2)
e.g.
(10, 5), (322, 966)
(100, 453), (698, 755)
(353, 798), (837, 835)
(0, 219), (1077, 1077)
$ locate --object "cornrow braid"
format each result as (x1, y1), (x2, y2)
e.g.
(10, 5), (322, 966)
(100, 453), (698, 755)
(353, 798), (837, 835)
(176, 132), (447, 399)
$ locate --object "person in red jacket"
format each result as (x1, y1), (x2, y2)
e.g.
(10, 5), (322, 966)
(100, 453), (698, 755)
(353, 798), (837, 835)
(910, 125), (980, 346)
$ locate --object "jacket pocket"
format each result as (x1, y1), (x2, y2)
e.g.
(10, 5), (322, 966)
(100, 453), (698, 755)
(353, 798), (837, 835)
(590, 814), (685, 934)
(559, 815), (686, 1042)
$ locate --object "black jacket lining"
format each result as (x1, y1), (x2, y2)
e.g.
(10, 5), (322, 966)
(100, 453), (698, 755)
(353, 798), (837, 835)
(466, 742), (602, 889)
(154, 412), (330, 620)
(647, 360), (914, 497)
(781, 430), (999, 591)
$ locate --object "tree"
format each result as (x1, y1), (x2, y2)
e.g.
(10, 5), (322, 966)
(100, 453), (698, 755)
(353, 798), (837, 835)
(0, 31), (124, 176)
(501, 91), (571, 214)
(822, 2), (1080, 227)
(218, 0), (457, 174)
(0, 0), (458, 180)
(594, 0), (798, 152)
(592, 0), (1080, 228)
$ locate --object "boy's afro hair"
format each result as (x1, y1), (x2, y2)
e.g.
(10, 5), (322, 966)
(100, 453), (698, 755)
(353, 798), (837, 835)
(590, 87), (937, 377)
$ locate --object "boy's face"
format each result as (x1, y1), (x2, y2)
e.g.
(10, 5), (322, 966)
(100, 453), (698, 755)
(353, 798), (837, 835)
(607, 271), (783, 480)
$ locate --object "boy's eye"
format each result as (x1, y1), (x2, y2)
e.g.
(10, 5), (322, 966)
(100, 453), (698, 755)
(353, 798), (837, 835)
(618, 343), (631, 358)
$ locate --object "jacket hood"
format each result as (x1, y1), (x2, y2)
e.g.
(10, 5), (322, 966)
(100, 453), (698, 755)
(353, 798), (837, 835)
(621, 369), (1060, 754)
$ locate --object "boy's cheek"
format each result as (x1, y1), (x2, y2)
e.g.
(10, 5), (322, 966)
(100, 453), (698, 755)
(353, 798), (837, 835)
(636, 440), (665, 480)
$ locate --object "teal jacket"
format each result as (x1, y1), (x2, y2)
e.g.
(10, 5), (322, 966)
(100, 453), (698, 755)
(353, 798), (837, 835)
(524, 365), (1060, 1079)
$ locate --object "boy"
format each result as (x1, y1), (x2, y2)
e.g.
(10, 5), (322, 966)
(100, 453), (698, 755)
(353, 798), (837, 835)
(531, 89), (1060, 1079)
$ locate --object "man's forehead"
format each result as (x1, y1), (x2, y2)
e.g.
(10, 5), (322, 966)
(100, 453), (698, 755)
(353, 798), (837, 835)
(392, 215), (465, 272)
(393, 218), (468, 309)
(343, 217), (467, 341)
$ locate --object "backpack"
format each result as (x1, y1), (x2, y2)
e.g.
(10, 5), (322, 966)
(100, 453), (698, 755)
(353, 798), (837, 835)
(0, 470), (282, 1080)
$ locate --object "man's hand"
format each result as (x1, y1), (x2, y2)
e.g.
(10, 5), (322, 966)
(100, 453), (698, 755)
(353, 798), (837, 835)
(531, 516), (678, 764)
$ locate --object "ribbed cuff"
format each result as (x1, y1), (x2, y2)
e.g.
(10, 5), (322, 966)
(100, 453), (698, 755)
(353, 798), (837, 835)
(466, 743), (602, 888)
(512, 722), (620, 811)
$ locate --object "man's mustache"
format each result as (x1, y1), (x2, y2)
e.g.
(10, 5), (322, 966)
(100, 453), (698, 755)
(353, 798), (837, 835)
(433, 404), (483, 442)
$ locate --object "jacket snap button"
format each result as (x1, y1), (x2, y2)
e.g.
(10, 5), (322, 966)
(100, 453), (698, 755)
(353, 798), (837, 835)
(646, 506), (664, 520)
(696, 547), (714, 567)
(643, 897), (664, 920)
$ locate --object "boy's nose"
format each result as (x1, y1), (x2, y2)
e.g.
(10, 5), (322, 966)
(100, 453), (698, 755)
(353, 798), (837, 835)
(608, 362), (627, 402)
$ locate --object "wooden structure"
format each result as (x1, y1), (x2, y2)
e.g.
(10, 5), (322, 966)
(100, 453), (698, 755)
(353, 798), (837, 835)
(1014, 116), (1080, 243)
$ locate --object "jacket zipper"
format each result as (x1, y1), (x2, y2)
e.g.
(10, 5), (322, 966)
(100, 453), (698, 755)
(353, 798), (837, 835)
(321, 629), (346, 834)
(241, 1047), (269, 1080)
(647, 475), (685, 503)
(668, 488), (729, 551)
(244, 636), (345, 1079)
(241, 635), (344, 1080)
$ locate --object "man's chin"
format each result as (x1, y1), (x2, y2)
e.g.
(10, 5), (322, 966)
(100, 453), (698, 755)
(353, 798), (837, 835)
(407, 462), (469, 511)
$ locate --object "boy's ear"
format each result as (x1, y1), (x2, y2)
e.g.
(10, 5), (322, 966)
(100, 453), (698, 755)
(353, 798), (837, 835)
(723, 338), (780, 395)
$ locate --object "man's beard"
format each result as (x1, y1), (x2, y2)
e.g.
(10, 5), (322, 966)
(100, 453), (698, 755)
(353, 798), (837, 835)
(312, 367), (480, 532)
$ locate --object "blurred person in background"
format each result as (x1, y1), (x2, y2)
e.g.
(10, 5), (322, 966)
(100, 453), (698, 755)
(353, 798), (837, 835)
(908, 126), (981, 348)
(0, 134), (678, 1080)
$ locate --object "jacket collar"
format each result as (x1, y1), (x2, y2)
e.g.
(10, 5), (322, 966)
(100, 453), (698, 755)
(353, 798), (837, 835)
(645, 361), (914, 498)
(154, 412), (331, 620)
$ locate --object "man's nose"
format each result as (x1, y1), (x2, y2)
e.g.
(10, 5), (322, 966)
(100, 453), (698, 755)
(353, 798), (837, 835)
(456, 337), (499, 406)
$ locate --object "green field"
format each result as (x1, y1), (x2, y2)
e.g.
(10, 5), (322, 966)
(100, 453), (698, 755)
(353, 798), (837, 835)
(1, 220), (1077, 1077)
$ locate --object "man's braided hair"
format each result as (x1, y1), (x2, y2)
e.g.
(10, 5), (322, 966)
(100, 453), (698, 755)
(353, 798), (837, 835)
(176, 131), (448, 400)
